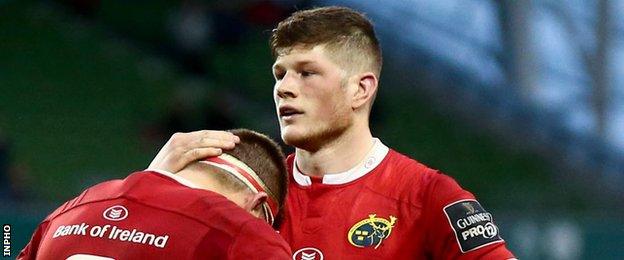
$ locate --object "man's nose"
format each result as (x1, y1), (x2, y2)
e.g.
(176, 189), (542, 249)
(275, 72), (298, 99)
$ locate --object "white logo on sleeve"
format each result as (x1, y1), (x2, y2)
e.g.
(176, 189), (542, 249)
(103, 205), (128, 221)
(67, 254), (115, 260)
(293, 247), (323, 260)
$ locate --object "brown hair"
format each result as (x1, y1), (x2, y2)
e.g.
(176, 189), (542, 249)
(211, 129), (287, 211)
(270, 6), (382, 76)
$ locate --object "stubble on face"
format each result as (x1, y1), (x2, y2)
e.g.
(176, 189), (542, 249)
(274, 45), (355, 152)
(283, 78), (353, 152)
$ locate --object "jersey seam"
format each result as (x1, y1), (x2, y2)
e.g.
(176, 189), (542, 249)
(422, 173), (439, 256)
(227, 219), (260, 257)
(191, 228), (213, 259)
(38, 220), (52, 252)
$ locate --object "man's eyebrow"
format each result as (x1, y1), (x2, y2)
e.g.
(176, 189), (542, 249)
(273, 60), (318, 70)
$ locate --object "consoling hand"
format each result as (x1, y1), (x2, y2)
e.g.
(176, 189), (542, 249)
(147, 130), (240, 173)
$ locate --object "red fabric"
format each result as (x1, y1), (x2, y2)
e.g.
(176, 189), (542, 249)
(278, 150), (515, 259)
(18, 171), (291, 260)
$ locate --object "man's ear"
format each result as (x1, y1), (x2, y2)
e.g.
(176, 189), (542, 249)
(351, 72), (378, 110)
(243, 191), (268, 217)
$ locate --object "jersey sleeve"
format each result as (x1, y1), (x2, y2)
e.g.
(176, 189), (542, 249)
(17, 220), (50, 260)
(228, 219), (292, 259)
(424, 173), (516, 259)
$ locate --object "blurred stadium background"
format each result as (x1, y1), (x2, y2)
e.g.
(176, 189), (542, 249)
(1, 0), (623, 259)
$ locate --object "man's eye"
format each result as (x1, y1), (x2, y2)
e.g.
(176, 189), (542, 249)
(301, 71), (314, 77)
(274, 72), (285, 80)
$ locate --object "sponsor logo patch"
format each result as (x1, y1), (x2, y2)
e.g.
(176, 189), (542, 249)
(443, 199), (503, 252)
(292, 247), (323, 260)
(347, 214), (397, 249)
(52, 222), (169, 248)
(103, 205), (128, 221)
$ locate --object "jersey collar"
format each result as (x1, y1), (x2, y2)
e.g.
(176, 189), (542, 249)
(145, 168), (201, 189)
(293, 138), (390, 186)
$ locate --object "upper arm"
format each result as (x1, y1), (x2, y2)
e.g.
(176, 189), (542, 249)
(17, 221), (50, 260)
(424, 173), (515, 259)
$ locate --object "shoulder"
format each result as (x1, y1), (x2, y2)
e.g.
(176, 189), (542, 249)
(47, 171), (257, 230)
(228, 218), (292, 258)
(363, 149), (478, 213)
(46, 171), (164, 220)
(370, 150), (463, 197)
(390, 149), (470, 192)
(425, 170), (474, 203)
(411, 163), (475, 214)
(377, 149), (440, 181)
(43, 177), (125, 222)
(125, 172), (260, 230)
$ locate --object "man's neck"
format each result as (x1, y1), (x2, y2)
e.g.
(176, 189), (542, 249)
(177, 164), (220, 191)
(295, 126), (374, 177)
(176, 163), (244, 205)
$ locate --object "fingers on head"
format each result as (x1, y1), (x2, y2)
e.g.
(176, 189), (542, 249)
(170, 130), (239, 150)
(198, 137), (235, 149)
(170, 132), (190, 147)
(198, 130), (240, 142)
(185, 148), (223, 161)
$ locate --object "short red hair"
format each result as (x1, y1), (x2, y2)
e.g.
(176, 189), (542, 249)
(270, 6), (382, 77)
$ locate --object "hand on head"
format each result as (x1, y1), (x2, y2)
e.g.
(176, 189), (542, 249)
(147, 130), (240, 173)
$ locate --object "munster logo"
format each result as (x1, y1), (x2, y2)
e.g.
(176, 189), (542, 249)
(347, 214), (397, 249)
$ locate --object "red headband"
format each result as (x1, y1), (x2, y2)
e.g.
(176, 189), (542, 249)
(202, 154), (278, 225)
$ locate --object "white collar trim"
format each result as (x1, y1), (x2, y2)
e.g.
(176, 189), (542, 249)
(293, 138), (389, 186)
(145, 168), (201, 189)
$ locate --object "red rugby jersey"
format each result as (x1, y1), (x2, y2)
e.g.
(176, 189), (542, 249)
(279, 139), (515, 259)
(19, 170), (291, 260)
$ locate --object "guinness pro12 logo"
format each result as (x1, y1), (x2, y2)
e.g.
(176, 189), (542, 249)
(443, 199), (503, 252)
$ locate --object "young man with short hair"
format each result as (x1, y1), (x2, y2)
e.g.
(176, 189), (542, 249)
(19, 129), (291, 259)
(150, 6), (516, 259)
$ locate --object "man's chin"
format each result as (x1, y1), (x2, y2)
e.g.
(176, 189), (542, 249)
(281, 127), (309, 147)
(281, 130), (302, 146)
(281, 128), (330, 152)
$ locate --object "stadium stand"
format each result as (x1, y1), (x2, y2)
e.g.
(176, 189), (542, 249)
(2, 1), (623, 258)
